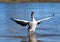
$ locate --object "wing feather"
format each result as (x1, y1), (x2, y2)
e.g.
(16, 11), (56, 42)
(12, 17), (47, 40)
(10, 18), (29, 26)
(37, 13), (55, 24)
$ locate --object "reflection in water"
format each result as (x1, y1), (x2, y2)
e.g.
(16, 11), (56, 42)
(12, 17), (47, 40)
(21, 33), (37, 42)
(28, 33), (37, 42)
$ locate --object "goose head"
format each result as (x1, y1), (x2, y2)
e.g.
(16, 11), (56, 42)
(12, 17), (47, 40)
(31, 12), (35, 21)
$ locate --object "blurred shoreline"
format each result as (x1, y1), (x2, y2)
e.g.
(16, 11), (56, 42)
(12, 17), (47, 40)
(0, 0), (60, 3)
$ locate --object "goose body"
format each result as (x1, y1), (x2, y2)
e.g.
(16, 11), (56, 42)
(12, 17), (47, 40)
(11, 12), (55, 33)
(28, 19), (37, 33)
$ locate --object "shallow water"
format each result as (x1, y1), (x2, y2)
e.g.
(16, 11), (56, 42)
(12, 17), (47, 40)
(0, 3), (60, 42)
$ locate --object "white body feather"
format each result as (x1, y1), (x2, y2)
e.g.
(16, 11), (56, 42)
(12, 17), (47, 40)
(29, 20), (37, 32)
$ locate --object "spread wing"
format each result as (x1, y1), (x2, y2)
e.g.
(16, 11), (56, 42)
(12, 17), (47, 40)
(37, 13), (55, 24)
(10, 18), (29, 26)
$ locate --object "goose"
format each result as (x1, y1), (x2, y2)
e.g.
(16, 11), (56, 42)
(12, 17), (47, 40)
(10, 12), (55, 33)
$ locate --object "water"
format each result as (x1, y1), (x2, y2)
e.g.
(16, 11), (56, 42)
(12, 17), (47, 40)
(0, 3), (60, 42)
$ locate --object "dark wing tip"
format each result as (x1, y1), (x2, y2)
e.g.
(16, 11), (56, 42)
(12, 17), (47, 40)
(51, 13), (55, 16)
(49, 13), (55, 17)
(10, 17), (14, 21)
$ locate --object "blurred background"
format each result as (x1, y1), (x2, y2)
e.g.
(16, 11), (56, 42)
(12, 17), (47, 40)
(0, 0), (60, 2)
